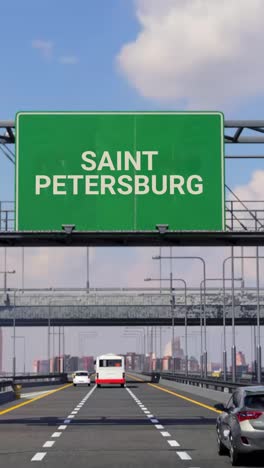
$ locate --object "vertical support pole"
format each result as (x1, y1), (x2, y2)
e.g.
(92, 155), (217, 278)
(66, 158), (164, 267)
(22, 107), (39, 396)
(184, 283), (188, 376)
(203, 262), (207, 378)
(253, 325), (257, 378)
(200, 286), (203, 378)
(159, 247), (162, 294)
(48, 301), (51, 373)
(86, 247), (90, 292)
(231, 246), (236, 382)
(22, 248), (24, 292)
(170, 273), (175, 375)
(62, 326), (65, 373)
(23, 337), (26, 374)
(12, 291), (16, 377)
(58, 327), (61, 373)
(159, 326), (162, 372)
(241, 246), (244, 293)
(256, 246), (262, 383)
(4, 248), (7, 292)
(223, 260), (227, 381)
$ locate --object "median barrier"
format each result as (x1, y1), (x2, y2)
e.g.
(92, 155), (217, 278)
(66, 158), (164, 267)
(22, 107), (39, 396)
(0, 380), (15, 405)
(151, 373), (160, 384)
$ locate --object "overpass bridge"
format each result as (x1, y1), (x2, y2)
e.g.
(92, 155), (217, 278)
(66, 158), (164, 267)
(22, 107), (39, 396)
(0, 288), (264, 326)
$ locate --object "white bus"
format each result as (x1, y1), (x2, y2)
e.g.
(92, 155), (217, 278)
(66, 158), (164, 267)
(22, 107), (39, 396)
(95, 354), (125, 387)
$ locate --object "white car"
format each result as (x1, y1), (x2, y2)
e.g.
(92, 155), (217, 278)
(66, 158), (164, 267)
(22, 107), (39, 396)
(73, 371), (91, 386)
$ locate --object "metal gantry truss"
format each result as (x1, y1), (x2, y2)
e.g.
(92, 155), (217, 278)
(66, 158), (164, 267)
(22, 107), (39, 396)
(2, 120), (264, 148)
(1, 120), (264, 246)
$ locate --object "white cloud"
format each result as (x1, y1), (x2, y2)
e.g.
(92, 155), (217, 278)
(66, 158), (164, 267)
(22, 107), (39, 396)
(117, 0), (264, 108)
(233, 170), (264, 202)
(58, 55), (79, 65)
(32, 39), (54, 59)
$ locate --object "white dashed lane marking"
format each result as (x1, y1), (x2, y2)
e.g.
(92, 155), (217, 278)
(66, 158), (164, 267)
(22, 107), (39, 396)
(177, 452), (192, 460)
(30, 385), (96, 462)
(168, 440), (180, 447)
(43, 441), (55, 448)
(126, 386), (192, 462)
(51, 432), (62, 438)
(31, 452), (46, 461)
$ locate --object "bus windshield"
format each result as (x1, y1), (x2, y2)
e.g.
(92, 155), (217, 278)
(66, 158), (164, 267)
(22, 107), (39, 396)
(99, 359), (122, 367)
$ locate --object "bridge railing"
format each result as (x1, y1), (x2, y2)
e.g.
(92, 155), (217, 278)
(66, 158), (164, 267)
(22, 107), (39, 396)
(142, 371), (263, 393)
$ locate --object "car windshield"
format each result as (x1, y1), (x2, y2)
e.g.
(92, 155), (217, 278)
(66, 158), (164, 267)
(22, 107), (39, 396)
(75, 372), (88, 376)
(245, 394), (264, 410)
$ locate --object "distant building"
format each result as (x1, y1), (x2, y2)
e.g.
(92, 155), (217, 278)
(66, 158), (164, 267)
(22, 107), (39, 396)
(64, 356), (79, 372)
(164, 337), (184, 359)
(80, 356), (94, 372)
(189, 356), (199, 372)
(126, 352), (136, 370)
(208, 362), (222, 372)
(39, 360), (49, 374)
(236, 351), (246, 366)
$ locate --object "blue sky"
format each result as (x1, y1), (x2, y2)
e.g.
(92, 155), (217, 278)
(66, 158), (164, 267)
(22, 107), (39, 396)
(1, 1), (264, 369)
(1, 0), (263, 200)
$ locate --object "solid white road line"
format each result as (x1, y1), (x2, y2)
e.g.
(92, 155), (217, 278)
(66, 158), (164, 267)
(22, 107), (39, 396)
(43, 441), (55, 448)
(51, 432), (62, 438)
(168, 440), (180, 447)
(176, 452), (192, 460)
(160, 431), (171, 437)
(31, 452), (46, 461)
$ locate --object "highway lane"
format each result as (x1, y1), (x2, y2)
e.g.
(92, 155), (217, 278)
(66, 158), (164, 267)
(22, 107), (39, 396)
(0, 380), (263, 467)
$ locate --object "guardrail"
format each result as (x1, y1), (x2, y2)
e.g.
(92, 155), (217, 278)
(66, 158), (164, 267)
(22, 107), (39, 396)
(0, 379), (13, 391)
(141, 371), (262, 393)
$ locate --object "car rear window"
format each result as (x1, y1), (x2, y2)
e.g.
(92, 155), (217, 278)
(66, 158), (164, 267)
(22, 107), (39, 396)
(245, 394), (264, 410)
(99, 359), (122, 367)
(75, 372), (88, 376)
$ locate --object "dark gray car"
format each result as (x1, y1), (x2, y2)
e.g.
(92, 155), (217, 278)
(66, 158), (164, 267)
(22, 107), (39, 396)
(215, 386), (264, 465)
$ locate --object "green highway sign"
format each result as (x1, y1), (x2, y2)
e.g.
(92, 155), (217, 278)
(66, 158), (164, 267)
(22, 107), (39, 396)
(16, 112), (224, 231)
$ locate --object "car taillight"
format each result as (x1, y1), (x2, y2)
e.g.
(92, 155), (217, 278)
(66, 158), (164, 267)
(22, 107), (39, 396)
(237, 411), (262, 422)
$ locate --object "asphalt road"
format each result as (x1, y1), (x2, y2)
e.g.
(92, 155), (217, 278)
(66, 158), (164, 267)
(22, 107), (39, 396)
(0, 378), (263, 467)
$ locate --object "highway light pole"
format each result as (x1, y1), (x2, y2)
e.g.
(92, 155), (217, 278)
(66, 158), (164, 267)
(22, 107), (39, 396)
(200, 276), (242, 380)
(86, 247), (90, 292)
(12, 335), (26, 374)
(12, 289), (18, 377)
(223, 254), (264, 383)
(0, 269), (16, 293)
(153, 255), (206, 377)
(125, 327), (146, 365)
(145, 276), (187, 375)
